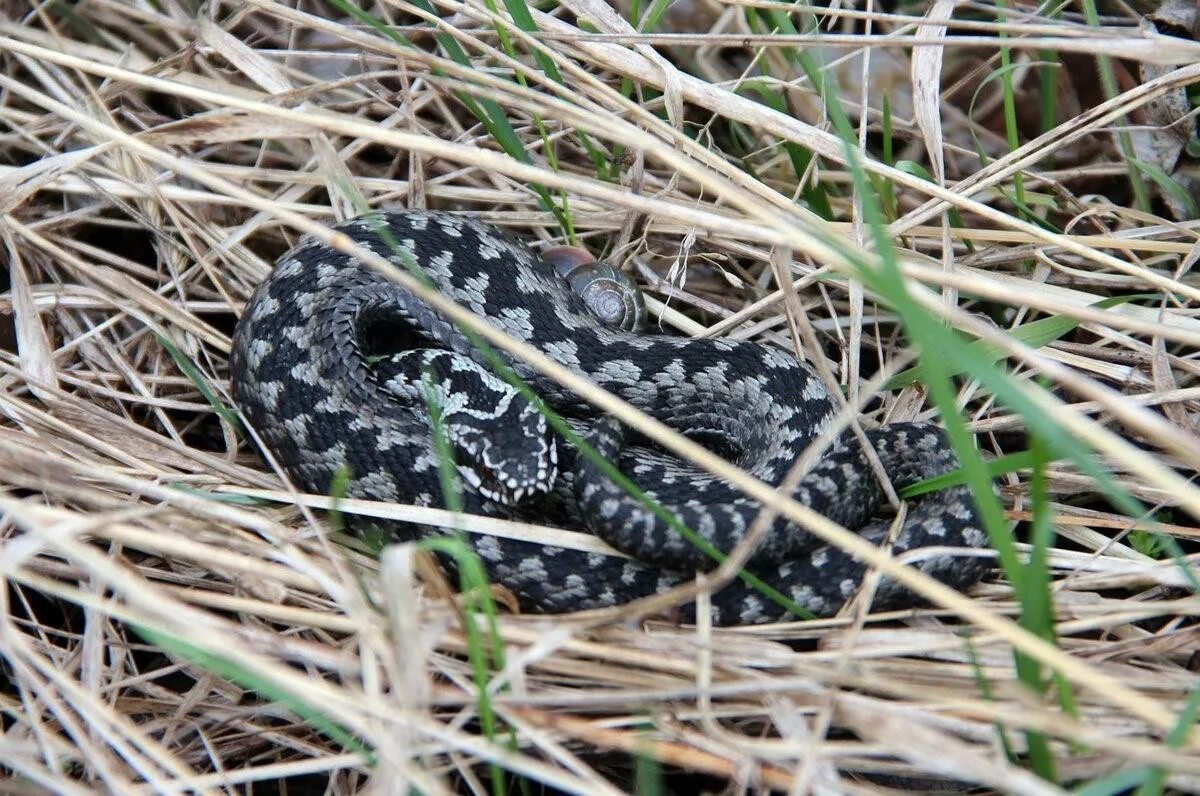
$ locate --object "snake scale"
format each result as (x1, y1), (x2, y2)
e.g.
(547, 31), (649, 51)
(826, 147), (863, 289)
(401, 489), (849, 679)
(230, 211), (990, 624)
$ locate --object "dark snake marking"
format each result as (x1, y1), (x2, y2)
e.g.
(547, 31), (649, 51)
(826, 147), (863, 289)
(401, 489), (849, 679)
(230, 211), (991, 624)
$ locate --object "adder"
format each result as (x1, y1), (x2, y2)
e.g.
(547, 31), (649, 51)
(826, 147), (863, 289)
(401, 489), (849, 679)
(229, 210), (989, 624)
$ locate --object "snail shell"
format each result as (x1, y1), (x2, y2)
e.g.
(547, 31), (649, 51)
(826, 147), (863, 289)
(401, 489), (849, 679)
(542, 245), (647, 332)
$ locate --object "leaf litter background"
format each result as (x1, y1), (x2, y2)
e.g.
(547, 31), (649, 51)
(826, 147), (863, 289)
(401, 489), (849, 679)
(0, 0), (1199, 792)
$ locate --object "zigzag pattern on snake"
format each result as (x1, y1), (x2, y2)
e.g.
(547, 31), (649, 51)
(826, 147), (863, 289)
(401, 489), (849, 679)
(229, 210), (990, 624)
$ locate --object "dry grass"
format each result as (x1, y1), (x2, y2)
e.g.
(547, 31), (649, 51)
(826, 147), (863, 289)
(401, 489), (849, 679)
(1, 0), (1199, 792)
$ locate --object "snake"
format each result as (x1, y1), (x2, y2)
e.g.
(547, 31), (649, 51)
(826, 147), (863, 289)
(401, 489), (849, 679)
(229, 210), (990, 625)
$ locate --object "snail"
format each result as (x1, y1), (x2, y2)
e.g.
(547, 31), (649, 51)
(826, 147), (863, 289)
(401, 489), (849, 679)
(542, 245), (647, 332)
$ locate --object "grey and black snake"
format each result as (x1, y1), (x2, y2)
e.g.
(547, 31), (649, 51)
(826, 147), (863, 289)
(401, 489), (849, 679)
(230, 210), (990, 624)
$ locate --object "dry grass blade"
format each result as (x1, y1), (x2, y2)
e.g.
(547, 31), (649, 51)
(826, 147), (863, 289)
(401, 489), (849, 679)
(1, 0), (1198, 793)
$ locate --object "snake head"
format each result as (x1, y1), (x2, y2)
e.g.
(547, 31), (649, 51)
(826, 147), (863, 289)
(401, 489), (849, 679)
(386, 349), (557, 506)
(447, 393), (558, 506)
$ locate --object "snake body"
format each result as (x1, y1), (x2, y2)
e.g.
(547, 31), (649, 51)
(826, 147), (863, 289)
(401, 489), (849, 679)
(230, 211), (989, 624)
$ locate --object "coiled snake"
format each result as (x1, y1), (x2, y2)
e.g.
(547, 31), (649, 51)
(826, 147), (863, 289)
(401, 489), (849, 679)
(230, 211), (989, 624)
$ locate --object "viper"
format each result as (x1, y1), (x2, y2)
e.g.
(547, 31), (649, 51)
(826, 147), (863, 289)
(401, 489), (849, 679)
(230, 210), (989, 624)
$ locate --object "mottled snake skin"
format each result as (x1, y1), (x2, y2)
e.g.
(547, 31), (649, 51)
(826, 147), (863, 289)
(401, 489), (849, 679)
(230, 211), (990, 624)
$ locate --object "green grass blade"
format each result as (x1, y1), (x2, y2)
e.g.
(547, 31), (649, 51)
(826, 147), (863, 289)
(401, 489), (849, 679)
(820, 71), (1018, 586)
(1076, 768), (1158, 796)
(1134, 157), (1198, 218)
(1133, 683), (1200, 795)
(893, 160), (973, 251)
(740, 81), (833, 218)
(1078, 0), (1151, 211)
(325, 0), (564, 226)
(156, 332), (242, 432)
(1013, 430), (1061, 779)
(900, 451), (1036, 499)
(133, 624), (372, 761)
(994, 0), (1029, 221)
(422, 369), (465, 516)
(419, 538), (510, 796)
(819, 72), (1197, 788)
(885, 294), (1154, 389)
(964, 635), (1020, 762)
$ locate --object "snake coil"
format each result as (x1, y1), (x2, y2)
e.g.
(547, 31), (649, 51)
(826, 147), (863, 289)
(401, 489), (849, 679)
(230, 211), (990, 624)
